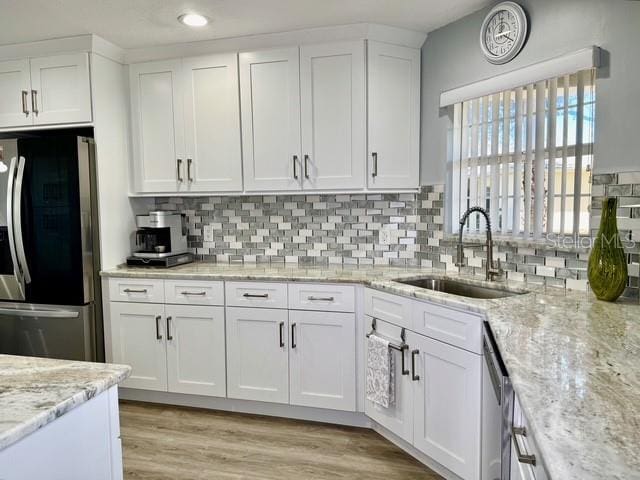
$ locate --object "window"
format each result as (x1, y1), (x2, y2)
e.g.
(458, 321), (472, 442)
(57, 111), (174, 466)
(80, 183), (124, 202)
(450, 69), (596, 239)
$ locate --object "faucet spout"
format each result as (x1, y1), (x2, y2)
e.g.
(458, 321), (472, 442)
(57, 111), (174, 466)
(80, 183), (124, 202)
(457, 206), (502, 281)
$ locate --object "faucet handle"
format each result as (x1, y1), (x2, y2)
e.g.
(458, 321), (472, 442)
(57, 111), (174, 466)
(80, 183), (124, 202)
(488, 258), (504, 280)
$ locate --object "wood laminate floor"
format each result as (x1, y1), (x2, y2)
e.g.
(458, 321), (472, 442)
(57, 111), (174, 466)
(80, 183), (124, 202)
(120, 401), (442, 480)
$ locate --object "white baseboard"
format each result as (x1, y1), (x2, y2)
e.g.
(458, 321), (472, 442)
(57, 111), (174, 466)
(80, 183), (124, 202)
(119, 388), (372, 428)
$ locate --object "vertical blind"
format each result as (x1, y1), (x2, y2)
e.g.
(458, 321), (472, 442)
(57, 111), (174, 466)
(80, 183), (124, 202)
(451, 69), (596, 239)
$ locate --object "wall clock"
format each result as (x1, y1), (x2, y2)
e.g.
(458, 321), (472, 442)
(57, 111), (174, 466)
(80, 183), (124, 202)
(480, 2), (528, 65)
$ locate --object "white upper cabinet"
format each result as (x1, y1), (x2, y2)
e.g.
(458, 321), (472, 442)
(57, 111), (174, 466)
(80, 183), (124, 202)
(300, 42), (366, 190)
(367, 41), (420, 189)
(182, 54), (243, 192)
(0, 53), (92, 129)
(0, 59), (32, 128)
(129, 59), (185, 193)
(29, 53), (92, 125)
(239, 48), (302, 192)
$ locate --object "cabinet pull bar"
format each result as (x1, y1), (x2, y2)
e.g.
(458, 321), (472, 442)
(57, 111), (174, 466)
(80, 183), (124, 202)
(291, 322), (297, 348)
(279, 321), (285, 347)
(242, 293), (269, 298)
(372, 152), (378, 177)
(177, 158), (183, 182)
(21, 91), (29, 116)
(411, 349), (420, 381)
(123, 288), (148, 294)
(180, 291), (206, 296)
(293, 155), (298, 179)
(307, 296), (334, 301)
(187, 158), (193, 182)
(304, 155), (310, 179)
(512, 427), (537, 465)
(31, 90), (38, 116)
(400, 345), (410, 375)
(166, 316), (173, 340)
(155, 315), (162, 340)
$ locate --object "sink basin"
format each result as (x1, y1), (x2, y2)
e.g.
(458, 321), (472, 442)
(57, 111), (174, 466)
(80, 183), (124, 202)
(395, 277), (526, 299)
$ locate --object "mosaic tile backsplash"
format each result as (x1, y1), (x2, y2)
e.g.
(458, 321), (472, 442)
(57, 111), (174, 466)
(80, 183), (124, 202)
(154, 170), (640, 297)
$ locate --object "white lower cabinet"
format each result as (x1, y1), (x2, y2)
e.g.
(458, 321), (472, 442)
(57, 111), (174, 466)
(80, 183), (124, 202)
(365, 318), (414, 443)
(289, 310), (356, 411)
(408, 331), (482, 480)
(109, 302), (167, 392)
(109, 301), (226, 397)
(166, 304), (226, 397)
(226, 307), (290, 404)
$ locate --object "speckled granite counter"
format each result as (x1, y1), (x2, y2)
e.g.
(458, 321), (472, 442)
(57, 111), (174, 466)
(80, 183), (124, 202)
(0, 355), (131, 451)
(102, 263), (640, 480)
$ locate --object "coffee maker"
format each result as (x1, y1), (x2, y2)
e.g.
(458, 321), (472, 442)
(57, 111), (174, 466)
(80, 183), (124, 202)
(127, 211), (194, 267)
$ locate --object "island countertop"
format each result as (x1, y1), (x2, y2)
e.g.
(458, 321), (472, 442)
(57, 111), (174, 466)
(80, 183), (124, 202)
(0, 355), (131, 452)
(102, 262), (640, 480)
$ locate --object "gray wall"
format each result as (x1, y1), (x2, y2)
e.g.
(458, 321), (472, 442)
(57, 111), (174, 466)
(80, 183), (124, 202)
(420, 0), (640, 185)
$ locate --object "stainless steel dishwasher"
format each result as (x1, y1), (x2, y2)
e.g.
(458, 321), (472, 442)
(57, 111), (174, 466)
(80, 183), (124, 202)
(482, 321), (514, 480)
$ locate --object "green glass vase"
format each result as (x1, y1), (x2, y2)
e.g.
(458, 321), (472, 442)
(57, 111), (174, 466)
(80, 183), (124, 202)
(587, 197), (628, 301)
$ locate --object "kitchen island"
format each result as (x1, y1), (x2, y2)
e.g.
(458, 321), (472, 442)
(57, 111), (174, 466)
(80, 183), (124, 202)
(0, 355), (131, 480)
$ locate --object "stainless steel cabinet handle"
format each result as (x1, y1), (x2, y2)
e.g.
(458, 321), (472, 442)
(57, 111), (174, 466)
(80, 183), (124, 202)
(177, 158), (183, 182)
(123, 288), (148, 294)
(155, 315), (162, 340)
(242, 293), (268, 298)
(166, 316), (173, 341)
(372, 152), (378, 177)
(307, 296), (335, 301)
(279, 321), (285, 348)
(31, 90), (38, 116)
(21, 91), (29, 116)
(291, 323), (297, 348)
(304, 154), (310, 179)
(512, 427), (537, 465)
(180, 291), (206, 296)
(293, 155), (298, 180)
(187, 158), (193, 182)
(411, 349), (420, 381)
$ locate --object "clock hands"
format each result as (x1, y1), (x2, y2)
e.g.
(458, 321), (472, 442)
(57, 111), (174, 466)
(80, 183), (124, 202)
(495, 30), (514, 41)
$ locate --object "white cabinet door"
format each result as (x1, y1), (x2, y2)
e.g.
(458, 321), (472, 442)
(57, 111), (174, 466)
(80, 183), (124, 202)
(364, 318), (414, 443)
(129, 59), (185, 193)
(165, 304), (226, 397)
(289, 310), (356, 411)
(226, 307), (289, 403)
(240, 48), (301, 192)
(367, 41), (420, 189)
(182, 54), (243, 192)
(409, 331), (482, 480)
(300, 42), (365, 190)
(29, 53), (92, 125)
(0, 59), (32, 128)
(109, 302), (167, 392)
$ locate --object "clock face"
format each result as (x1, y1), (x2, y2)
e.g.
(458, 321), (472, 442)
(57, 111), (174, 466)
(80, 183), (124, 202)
(480, 2), (528, 64)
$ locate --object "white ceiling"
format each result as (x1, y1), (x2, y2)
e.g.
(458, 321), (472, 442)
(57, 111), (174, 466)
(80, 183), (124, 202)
(0, 0), (491, 49)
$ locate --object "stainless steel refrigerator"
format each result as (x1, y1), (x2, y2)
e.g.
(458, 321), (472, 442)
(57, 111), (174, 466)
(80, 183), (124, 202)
(0, 129), (103, 362)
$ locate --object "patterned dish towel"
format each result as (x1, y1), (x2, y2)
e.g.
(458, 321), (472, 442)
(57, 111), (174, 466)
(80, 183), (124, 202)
(366, 334), (395, 408)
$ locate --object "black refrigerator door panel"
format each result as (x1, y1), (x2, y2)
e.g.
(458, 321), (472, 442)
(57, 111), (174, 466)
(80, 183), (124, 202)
(18, 134), (90, 306)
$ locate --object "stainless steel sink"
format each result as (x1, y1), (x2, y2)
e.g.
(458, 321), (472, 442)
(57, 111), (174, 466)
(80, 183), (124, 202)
(395, 277), (526, 299)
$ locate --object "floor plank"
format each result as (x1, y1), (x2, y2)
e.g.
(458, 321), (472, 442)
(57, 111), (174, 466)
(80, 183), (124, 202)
(119, 401), (442, 480)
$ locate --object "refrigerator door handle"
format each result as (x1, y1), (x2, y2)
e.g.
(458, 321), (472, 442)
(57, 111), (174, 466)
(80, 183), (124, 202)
(14, 156), (31, 284)
(6, 157), (24, 292)
(0, 306), (79, 318)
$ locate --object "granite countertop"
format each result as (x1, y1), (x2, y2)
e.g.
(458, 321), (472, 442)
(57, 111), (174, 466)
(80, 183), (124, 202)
(102, 262), (640, 480)
(0, 355), (131, 451)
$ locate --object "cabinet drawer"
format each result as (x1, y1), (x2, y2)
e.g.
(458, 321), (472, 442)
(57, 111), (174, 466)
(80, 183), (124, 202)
(288, 283), (355, 312)
(512, 395), (549, 480)
(412, 300), (482, 354)
(164, 280), (224, 305)
(225, 282), (287, 309)
(108, 278), (164, 303)
(364, 288), (412, 330)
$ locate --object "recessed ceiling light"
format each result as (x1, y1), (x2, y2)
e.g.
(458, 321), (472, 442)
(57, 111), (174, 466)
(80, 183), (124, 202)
(178, 13), (208, 27)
